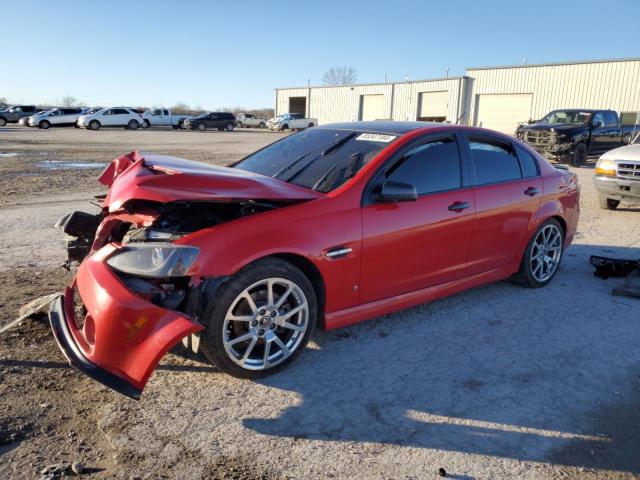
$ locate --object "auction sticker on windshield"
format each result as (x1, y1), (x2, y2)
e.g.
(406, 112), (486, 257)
(355, 133), (397, 143)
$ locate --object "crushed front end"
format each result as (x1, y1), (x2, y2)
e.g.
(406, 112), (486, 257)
(516, 127), (575, 163)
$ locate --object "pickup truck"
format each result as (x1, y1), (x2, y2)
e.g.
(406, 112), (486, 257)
(516, 109), (639, 166)
(235, 113), (267, 128)
(0, 105), (38, 126)
(141, 108), (191, 129)
(267, 113), (317, 131)
(593, 133), (640, 210)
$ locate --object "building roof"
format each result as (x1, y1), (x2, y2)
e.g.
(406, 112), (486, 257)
(467, 57), (640, 71)
(275, 76), (467, 91)
(316, 121), (443, 134)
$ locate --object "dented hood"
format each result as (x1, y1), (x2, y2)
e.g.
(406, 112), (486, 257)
(101, 151), (323, 212)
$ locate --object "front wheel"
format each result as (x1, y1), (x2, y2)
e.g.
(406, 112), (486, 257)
(259, 122), (266, 129)
(0, 118), (7, 127)
(89, 120), (100, 130)
(516, 219), (564, 288)
(598, 194), (620, 210)
(225, 123), (234, 131)
(197, 123), (205, 131)
(236, 121), (243, 128)
(39, 120), (51, 129)
(128, 119), (139, 130)
(142, 120), (150, 129)
(199, 258), (317, 379)
(571, 143), (587, 167)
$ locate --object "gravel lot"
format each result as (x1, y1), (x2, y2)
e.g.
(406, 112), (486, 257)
(0, 125), (639, 479)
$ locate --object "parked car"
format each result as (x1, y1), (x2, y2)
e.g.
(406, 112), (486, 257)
(49, 121), (579, 399)
(28, 107), (88, 129)
(141, 108), (191, 129)
(183, 112), (236, 131)
(516, 109), (638, 166)
(267, 113), (317, 131)
(236, 113), (267, 128)
(0, 105), (37, 126)
(593, 133), (640, 209)
(77, 107), (144, 130)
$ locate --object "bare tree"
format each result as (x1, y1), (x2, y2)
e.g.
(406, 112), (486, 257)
(322, 66), (357, 86)
(61, 95), (77, 107)
(0, 96), (7, 108)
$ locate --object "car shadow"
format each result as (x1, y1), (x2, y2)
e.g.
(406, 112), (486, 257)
(240, 243), (640, 474)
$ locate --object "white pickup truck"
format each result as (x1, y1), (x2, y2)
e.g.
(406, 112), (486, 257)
(267, 113), (317, 131)
(141, 108), (191, 129)
(235, 113), (267, 128)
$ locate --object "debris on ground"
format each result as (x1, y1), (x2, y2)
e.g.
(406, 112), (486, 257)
(590, 255), (640, 299)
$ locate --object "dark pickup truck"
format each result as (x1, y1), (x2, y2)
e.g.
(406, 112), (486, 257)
(0, 105), (37, 126)
(516, 109), (639, 166)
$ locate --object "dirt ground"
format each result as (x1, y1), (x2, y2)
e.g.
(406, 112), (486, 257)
(0, 125), (639, 480)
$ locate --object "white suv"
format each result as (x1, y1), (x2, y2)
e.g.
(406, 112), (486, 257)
(77, 107), (144, 130)
(29, 108), (88, 129)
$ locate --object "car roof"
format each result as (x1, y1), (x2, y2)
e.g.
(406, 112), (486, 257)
(316, 121), (449, 135)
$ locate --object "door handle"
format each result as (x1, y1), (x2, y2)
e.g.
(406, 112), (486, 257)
(448, 201), (470, 212)
(524, 187), (540, 197)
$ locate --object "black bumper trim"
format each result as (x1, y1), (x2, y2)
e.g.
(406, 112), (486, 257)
(48, 295), (142, 400)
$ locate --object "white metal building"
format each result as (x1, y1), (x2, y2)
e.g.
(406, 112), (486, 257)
(275, 58), (640, 134)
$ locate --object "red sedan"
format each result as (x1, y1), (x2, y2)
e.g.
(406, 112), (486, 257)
(50, 122), (580, 399)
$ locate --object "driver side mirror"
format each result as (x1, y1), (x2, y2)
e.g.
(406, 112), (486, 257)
(376, 180), (418, 202)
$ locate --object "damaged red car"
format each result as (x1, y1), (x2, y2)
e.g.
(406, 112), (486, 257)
(49, 122), (580, 399)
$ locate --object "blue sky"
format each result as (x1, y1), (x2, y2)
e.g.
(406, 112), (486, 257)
(2, 0), (639, 109)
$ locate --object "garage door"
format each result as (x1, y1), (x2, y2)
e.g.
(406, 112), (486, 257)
(475, 94), (533, 134)
(418, 91), (448, 121)
(359, 94), (386, 121)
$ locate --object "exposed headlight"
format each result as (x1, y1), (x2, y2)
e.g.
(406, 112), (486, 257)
(106, 244), (199, 277)
(595, 158), (616, 176)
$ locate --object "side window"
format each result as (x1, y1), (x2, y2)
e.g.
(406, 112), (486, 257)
(209, 113), (219, 119)
(385, 136), (461, 195)
(163, 109), (169, 116)
(604, 111), (618, 126)
(102, 109), (111, 115)
(152, 109), (162, 116)
(467, 135), (522, 185)
(114, 108), (129, 115)
(25, 107), (35, 113)
(515, 145), (540, 178)
(592, 112), (605, 126)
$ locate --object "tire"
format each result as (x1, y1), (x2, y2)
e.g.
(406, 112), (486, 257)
(0, 118), (6, 127)
(39, 120), (51, 130)
(197, 123), (205, 131)
(225, 123), (234, 131)
(571, 143), (587, 167)
(199, 258), (318, 379)
(89, 120), (100, 131)
(281, 124), (289, 132)
(128, 119), (139, 130)
(598, 194), (620, 210)
(74, 122), (80, 128)
(171, 124), (179, 130)
(259, 122), (266, 129)
(515, 218), (564, 288)
(236, 121), (243, 128)
(308, 123), (315, 128)
(142, 120), (150, 129)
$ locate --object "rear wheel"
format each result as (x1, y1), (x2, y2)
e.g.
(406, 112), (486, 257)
(128, 119), (139, 130)
(236, 121), (243, 128)
(89, 120), (100, 131)
(516, 219), (564, 288)
(39, 120), (51, 129)
(598, 194), (620, 210)
(0, 118), (7, 127)
(259, 122), (266, 128)
(571, 143), (587, 167)
(199, 258), (317, 379)
(225, 123), (234, 131)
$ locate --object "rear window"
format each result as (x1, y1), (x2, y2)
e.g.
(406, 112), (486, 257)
(467, 136), (522, 185)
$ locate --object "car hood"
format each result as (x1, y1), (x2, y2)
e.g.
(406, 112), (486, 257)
(101, 151), (323, 212)
(600, 143), (640, 161)
(520, 123), (586, 133)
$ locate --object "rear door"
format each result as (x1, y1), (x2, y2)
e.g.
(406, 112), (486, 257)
(463, 133), (543, 275)
(112, 108), (130, 126)
(589, 112), (610, 154)
(360, 132), (475, 302)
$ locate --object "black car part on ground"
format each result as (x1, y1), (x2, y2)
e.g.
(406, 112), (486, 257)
(590, 255), (640, 299)
(56, 211), (101, 267)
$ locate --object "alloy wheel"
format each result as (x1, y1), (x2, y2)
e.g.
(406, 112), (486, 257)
(530, 224), (562, 282)
(222, 277), (309, 370)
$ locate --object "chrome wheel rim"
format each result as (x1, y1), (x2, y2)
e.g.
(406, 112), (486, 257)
(530, 224), (562, 282)
(198, 123), (204, 131)
(222, 277), (309, 370)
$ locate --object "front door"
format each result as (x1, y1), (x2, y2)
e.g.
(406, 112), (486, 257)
(360, 133), (475, 303)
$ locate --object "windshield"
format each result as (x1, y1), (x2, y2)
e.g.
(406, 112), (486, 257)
(540, 110), (592, 125)
(234, 128), (396, 192)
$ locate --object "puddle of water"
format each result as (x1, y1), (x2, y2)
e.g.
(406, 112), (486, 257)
(37, 161), (106, 170)
(0, 152), (18, 157)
